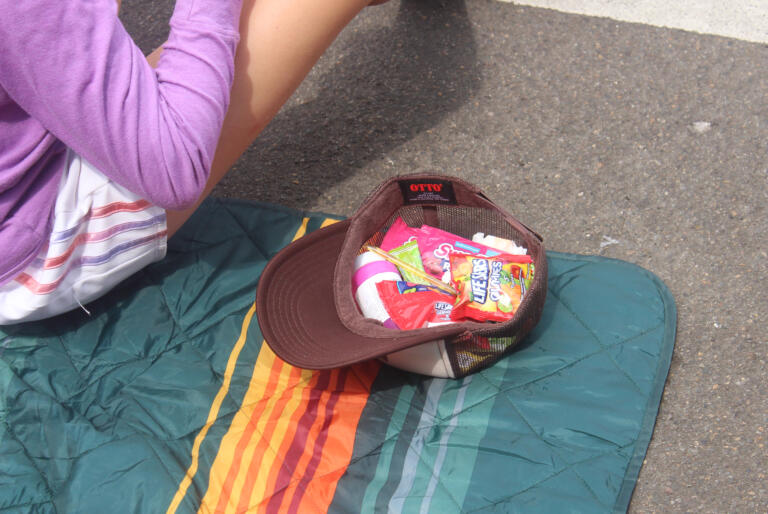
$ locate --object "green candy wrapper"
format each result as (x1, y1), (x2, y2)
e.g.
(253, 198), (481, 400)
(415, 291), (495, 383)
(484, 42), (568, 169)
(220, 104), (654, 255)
(388, 240), (430, 285)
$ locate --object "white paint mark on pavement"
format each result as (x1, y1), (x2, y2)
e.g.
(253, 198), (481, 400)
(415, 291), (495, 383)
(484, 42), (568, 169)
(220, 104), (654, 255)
(600, 235), (619, 250)
(502, 0), (768, 44)
(691, 121), (713, 134)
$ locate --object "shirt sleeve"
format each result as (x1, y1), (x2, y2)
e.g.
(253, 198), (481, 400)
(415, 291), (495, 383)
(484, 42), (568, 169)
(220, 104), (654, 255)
(0, 0), (242, 209)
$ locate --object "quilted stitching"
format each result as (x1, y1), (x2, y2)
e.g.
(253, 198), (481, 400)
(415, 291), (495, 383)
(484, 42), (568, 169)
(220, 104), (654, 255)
(0, 200), (675, 513)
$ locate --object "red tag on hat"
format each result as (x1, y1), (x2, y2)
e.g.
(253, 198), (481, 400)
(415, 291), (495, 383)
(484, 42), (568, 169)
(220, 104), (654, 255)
(399, 179), (457, 205)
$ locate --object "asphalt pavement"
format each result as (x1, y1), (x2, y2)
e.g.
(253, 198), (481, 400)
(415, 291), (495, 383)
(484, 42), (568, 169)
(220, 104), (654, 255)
(121, 0), (767, 511)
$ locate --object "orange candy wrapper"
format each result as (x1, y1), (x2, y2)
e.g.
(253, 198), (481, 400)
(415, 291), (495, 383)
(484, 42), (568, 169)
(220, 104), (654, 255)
(449, 253), (533, 323)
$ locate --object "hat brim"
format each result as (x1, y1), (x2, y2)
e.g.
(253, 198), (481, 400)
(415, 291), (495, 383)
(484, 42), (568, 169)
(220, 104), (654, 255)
(256, 218), (468, 369)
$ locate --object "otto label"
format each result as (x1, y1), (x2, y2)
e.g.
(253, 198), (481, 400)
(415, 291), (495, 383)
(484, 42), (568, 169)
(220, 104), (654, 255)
(399, 179), (457, 205)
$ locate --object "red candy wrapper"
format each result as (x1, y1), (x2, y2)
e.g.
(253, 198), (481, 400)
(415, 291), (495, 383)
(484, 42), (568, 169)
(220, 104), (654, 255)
(376, 281), (456, 330)
(449, 253), (533, 323)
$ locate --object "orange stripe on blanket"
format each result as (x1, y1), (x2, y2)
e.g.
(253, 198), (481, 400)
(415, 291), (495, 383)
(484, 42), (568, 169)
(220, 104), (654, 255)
(209, 351), (288, 514)
(169, 218), (313, 514)
(199, 349), (379, 513)
(262, 368), (343, 513)
(230, 357), (310, 511)
(235, 366), (321, 512)
(263, 362), (381, 514)
(198, 345), (302, 513)
(191, 216), (380, 513)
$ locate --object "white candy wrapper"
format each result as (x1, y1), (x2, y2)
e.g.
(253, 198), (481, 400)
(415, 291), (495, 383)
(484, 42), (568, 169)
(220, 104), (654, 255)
(352, 251), (402, 328)
(472, 232), (528, 255)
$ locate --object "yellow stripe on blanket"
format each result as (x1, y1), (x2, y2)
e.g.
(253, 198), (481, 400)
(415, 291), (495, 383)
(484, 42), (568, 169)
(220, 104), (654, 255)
(166, 303), (257, 514)
(166, 217), (311, 514)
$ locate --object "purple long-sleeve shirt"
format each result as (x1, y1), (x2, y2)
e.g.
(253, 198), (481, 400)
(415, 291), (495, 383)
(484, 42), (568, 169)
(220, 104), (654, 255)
(0, 0), (242, 285)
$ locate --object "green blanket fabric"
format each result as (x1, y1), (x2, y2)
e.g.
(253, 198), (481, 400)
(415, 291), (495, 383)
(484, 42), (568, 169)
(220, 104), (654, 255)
(0, 198), (676, 513)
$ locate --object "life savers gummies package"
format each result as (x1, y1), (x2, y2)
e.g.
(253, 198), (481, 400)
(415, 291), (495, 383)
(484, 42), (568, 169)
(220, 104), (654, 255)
(448, 253), (534, 323)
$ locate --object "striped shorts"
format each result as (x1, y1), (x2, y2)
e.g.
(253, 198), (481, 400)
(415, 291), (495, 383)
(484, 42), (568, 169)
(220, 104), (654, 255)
(0, 151), (167, 324)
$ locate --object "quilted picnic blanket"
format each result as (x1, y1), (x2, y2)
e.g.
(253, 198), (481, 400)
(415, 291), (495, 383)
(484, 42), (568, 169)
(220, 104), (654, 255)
(0, 198), (676, 513)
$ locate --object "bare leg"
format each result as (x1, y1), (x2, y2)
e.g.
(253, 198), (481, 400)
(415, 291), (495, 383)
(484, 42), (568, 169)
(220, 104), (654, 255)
(163, 0), (374, 236)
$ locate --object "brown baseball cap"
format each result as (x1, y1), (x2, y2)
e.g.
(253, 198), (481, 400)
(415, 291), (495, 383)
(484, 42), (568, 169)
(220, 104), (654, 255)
(255, 174), (547, 378)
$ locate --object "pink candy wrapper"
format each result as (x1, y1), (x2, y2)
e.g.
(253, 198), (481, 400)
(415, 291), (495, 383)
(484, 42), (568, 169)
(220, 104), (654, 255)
(381, 217), (529, 281)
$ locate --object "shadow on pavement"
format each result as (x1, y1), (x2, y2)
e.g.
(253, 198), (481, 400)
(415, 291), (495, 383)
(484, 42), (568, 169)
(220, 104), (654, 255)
(216, 0), (482, 208)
